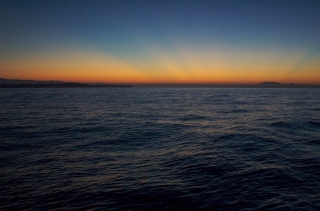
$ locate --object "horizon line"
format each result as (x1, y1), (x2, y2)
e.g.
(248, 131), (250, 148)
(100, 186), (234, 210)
(2, 78), (320, 85)
(1, 78), (320, 88)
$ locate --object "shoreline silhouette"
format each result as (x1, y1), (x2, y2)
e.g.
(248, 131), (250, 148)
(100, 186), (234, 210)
(0, 78), (132, 88)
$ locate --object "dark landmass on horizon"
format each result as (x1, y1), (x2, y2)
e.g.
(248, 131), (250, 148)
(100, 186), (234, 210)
(0, 78), (132, 88)
(135, 81), (320, 88)
(0, 78), (320, 88)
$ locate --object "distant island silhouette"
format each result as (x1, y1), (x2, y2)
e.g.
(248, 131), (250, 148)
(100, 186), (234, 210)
(0, 78), (319, 88)
(0, 78), (132, 88)
(257, 82), (320, 88)
(135, 82), (320, 88)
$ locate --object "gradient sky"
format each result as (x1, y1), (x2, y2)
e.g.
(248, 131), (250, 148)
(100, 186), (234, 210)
(1, 0), (320, 84)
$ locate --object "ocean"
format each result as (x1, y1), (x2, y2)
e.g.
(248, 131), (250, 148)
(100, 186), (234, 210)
(1, 88), (320, 210)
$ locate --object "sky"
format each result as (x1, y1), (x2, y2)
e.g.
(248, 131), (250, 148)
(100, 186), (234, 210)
(1, 0), (320, 84)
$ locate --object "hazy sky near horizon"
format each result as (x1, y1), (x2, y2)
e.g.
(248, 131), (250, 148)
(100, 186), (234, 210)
(1, 0), (320, 84)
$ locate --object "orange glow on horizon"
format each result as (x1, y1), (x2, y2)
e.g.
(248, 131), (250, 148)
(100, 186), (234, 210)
(2, 69), (319, 85)
(1, 46), (320, 85)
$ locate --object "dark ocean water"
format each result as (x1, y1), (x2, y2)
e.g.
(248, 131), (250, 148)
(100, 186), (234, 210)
(1, 88), (320, 210)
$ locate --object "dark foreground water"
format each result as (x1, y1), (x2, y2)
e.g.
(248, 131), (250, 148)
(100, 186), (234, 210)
(1, 88), (320, 210)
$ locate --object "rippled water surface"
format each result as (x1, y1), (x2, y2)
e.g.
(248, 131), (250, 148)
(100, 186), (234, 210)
(1, 88), (320, 210)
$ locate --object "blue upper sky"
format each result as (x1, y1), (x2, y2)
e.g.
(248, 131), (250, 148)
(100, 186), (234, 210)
(1, 0), (320, 83)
